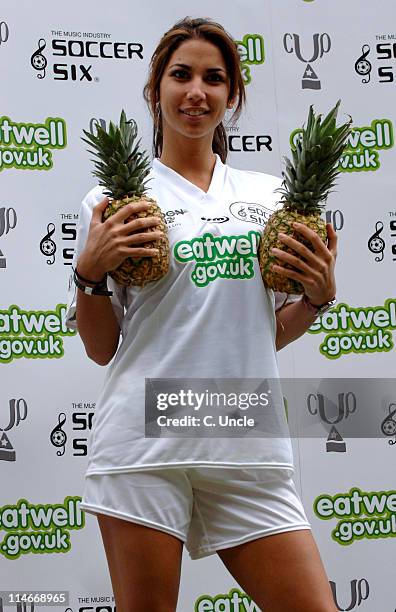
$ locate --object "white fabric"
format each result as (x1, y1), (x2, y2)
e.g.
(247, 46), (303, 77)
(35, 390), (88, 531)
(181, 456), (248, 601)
(65, 154), (302, 475)
(80, 468), (311, 560)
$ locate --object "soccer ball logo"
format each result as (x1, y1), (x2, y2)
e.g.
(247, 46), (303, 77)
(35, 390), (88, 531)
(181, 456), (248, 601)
(30, 38), (47, 79)
(355, 45), (372, 84)
(40, 223), (57, 265)
(41, 239), (56, 256)
(50, 413), (68, 456)
(368, 221), (385, 262)
(368, 237), (384, 253)
(52, 429), (66, 447)
(381, 404), (396, 443)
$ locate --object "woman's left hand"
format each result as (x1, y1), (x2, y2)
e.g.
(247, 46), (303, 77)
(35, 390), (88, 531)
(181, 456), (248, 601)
(270, 222), (337, 305)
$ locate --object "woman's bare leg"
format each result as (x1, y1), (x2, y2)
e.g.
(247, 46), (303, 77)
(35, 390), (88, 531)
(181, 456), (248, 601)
(97, 513), (184, 612)
(217, 529), (337, 612)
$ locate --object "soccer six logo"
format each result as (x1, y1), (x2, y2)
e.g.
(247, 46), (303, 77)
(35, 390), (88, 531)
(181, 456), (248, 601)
(355, 36), (396, 84)
(367, 214), (396, 263)
(39, 217), (77, 266)
(30, 32), (144, 83)
(381, 403), (396, 446)
(50, 403), (95, 457)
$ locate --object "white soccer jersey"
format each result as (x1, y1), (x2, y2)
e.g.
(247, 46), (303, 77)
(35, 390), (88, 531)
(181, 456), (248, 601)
(66, 154), (301, 475)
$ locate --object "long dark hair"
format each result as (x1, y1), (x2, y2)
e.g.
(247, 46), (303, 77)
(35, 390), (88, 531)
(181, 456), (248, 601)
(143, 17), (246, 163)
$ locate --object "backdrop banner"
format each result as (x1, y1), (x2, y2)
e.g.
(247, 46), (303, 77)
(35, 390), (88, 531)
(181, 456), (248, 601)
(1, 1), (395, 610)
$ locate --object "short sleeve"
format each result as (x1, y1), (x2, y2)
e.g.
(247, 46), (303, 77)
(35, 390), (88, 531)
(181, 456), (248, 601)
(274, 291), (302, 311)
(64, 186), (126, 332)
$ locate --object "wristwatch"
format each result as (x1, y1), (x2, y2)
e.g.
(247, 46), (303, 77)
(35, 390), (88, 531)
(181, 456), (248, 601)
(302, 293), (337, 316)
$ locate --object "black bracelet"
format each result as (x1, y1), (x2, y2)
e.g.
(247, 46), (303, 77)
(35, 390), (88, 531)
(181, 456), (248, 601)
(74, 266), (107, 286)
(73, 269), (113, 296)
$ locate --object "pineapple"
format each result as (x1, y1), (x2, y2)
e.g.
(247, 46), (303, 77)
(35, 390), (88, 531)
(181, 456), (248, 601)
(259, 100), (352, 294)
(81, 110), (169, 287)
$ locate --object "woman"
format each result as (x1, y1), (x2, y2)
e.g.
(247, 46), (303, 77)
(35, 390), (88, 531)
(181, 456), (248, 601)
(66, 16), (338, 612)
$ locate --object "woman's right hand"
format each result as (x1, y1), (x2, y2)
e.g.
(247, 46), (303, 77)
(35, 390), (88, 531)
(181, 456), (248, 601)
(77, 196), (164, 282)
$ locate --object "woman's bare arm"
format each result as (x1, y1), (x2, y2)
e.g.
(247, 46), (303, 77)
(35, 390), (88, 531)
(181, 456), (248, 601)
(275, 299), (317, 351)
(74, 197), (163, 365)
(75, 254), (121, 365)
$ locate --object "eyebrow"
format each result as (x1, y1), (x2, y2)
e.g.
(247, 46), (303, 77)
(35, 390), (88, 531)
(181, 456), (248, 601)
(168, 63), (226, 73)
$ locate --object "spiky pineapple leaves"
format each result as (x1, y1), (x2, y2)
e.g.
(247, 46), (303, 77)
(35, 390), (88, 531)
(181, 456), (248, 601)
(277, 100), (352, 213)
(81, 109), (152, 200)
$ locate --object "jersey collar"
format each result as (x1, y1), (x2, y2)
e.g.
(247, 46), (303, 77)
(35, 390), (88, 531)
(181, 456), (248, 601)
(152, 153), (225, 200)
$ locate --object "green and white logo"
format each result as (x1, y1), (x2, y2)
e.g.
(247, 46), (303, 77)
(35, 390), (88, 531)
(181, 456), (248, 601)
(174, 231), (260, 287)
(308, 299), (396, 359)
(195, 588), (258, 611)
(0, 304), (76, 363)
(0, 116), (67, 171)
(0, 496), (84, 559)
(314, 487), (396, 546)
(291, 118), (393, 172)
(235, 34), (265, 85)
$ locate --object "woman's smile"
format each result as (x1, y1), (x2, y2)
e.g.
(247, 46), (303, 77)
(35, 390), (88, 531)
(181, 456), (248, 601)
(180, 109), (209, 122)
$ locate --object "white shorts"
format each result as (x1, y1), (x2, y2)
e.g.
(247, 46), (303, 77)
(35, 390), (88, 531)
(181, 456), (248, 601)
(80, 467), (311, 560)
